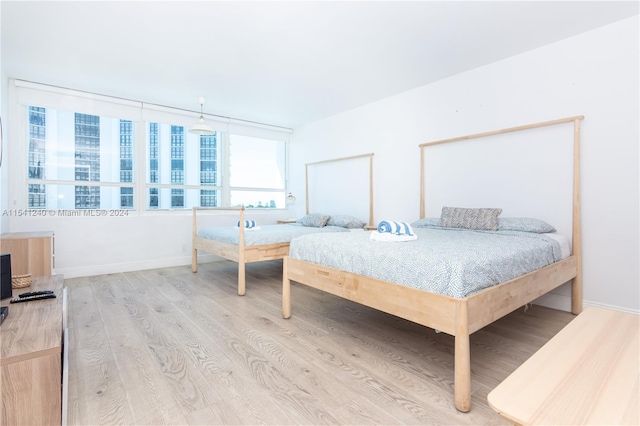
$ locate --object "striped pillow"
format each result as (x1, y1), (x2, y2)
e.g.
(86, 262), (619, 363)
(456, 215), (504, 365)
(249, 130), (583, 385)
(440, 207), (502, 231)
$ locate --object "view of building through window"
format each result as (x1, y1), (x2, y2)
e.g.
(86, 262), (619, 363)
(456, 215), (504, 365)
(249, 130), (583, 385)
(27, 106), (47, 208)
(26, 105), (287, 210)
(120, 120), (134, 208)
(74, 113), (101, 208)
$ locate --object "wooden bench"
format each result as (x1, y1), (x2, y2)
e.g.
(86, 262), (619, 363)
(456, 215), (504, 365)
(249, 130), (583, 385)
(488, 307), (639, 425)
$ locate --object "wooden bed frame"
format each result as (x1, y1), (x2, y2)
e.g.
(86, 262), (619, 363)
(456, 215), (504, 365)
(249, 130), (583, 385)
(192, 153), (374, 296)
(283, 116), (584, 412)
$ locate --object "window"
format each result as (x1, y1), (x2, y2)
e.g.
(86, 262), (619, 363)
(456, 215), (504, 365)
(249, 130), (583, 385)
(144, 123), (222, 209)
(229, 135), (286, 208)
(16, 80), (292, 212)
(25, 106), (136, 210)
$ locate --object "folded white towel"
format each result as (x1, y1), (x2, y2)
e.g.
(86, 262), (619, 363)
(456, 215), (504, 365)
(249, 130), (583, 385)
(370, 231), (417, 242)
(377, 220), (414, 236)
(237, 220), (257, 228)
(233, 226), (262, 231)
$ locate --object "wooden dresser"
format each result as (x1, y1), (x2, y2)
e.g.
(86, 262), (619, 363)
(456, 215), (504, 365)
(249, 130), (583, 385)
(1, 275), (67, 425)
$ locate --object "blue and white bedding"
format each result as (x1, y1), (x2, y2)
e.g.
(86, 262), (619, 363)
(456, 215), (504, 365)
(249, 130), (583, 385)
(288, 227), (564, 298)
(197, 223), (350, 246)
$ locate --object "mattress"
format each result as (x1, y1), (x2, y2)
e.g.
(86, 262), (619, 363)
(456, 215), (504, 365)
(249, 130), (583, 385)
(197, 223), (350, 246)
(543, 232), (571, 259)
(288, 227), (565, 298)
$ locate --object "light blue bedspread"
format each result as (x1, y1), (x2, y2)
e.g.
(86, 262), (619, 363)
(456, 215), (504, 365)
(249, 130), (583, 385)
(288, 227), (563, 298)
(197, 224), (350, 246)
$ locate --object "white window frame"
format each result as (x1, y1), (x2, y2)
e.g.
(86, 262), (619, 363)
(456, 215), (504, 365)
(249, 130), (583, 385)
(8, 79), (293, 215)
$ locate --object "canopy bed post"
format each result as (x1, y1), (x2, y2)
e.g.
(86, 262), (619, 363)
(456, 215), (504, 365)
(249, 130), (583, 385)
(420, 145), (425, 219)
(572, 118), (583, 314)
(369, 154), (374, 226)
(238, 207), (246, 296)
(192, 207), (199, 272)
(305, 164), (310, 215)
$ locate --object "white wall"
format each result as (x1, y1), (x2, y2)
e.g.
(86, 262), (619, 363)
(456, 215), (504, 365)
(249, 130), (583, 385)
(290, 17), (639, 313)
(7, 209), (291, 278)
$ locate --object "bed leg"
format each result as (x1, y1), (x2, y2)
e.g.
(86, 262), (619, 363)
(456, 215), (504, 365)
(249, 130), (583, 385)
(454, 302), (471, 412)
(283, 257), (291, 319)
(571, 274), (583, 315)
(192, 247), (198, 273)
(238, 261), (246, 296)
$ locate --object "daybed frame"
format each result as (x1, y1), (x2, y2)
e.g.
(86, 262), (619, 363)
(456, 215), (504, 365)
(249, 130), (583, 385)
(192, 153), (374, 296)
(283, 116), (584, 412)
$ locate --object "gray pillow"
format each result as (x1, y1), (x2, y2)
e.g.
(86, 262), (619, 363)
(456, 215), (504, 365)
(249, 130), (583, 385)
(498, 218), (556, 233)
(297, 213), (330, 227)
(326, 214), (367, 229)
(411, 218), (442, 228)
(440, 206), (502, 231)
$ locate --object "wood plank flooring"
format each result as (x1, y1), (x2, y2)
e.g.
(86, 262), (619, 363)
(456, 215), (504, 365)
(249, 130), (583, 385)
(66, 260), (575, 425)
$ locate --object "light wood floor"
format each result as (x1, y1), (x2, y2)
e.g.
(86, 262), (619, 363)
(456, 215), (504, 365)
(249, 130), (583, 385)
(66, 260), (575, 425)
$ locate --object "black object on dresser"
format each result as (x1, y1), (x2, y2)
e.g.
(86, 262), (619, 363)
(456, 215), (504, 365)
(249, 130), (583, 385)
(0, 254), (12, 300)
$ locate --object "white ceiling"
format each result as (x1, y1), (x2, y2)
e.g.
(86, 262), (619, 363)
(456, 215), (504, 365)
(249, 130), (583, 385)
(2, 1), (638, 129)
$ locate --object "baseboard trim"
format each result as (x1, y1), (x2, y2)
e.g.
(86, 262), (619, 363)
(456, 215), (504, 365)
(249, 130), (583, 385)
(534, 292), (639, 315)
(56, 254), (221, 279)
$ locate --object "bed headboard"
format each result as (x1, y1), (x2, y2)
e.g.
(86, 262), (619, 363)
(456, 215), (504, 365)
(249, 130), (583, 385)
(305, 153), (374, 226)
(419, 116), (584, 311)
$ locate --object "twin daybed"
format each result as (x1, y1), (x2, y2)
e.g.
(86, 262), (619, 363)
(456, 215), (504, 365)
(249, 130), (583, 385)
(192, 153), (374, 295)
(282, 116), (584, 412)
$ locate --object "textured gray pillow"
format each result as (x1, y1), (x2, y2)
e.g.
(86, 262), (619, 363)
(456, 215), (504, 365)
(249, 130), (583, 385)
(498, 218), (556, 233)
(326, 214), (367, 229)
(440, 207), (502, 231)
(297, 213), (330, 227)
